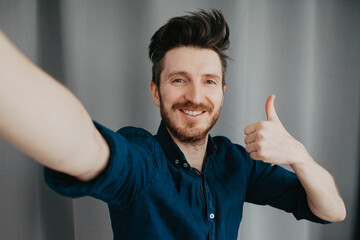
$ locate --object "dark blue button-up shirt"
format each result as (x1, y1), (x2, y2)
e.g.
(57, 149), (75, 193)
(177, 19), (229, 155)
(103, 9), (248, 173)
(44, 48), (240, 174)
(45, 121), (328, 240)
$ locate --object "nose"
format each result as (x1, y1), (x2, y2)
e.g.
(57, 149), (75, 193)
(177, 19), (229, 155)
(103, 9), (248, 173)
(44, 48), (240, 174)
(184, 82), (202, 104)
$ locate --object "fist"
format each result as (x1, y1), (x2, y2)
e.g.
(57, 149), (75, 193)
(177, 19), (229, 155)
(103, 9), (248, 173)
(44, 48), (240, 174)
(244, 95), (305, 165)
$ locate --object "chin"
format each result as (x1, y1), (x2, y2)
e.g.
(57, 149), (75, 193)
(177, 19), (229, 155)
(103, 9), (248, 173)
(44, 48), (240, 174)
(170, 125), (210, 144)
(160, 103), (221, 144)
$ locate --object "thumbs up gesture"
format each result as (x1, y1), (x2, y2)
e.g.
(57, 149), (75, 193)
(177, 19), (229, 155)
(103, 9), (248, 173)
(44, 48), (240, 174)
(244, 95), (307, 165)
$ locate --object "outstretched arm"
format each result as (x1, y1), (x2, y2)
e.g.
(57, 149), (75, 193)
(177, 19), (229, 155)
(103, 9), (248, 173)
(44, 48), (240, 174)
(0, 30), (109, 181)
(243, 94), (346, 222)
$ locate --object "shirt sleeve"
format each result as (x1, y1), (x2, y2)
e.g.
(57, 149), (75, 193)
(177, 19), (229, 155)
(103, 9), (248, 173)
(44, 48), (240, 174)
(44, 121), (160, 206)
(243, 150), (330, 224)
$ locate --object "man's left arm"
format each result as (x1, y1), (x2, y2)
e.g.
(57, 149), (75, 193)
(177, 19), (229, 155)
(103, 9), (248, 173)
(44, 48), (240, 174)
(244, 94), (346, 222)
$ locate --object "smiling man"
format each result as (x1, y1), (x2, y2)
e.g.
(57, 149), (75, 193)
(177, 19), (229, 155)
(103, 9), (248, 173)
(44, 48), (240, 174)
(0, 9), (345, 240)
(150, 46), (225, 171)
(152, 47), (224, 145)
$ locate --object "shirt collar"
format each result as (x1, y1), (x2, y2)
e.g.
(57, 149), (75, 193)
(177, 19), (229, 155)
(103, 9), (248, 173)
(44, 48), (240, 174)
(155, 121), (217, 164)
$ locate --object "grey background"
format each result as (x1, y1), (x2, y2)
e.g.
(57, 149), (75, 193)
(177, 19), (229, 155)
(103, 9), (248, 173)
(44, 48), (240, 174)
(0, 0), (359, 239)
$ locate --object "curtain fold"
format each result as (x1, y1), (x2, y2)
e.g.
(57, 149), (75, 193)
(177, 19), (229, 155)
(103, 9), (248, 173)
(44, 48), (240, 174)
(36, 1), (75, 239)
(0, 1), (359, 239)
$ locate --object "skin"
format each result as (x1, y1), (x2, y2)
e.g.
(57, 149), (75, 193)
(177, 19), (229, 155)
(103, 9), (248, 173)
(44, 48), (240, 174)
(0, 30), (109, 181)
(0, 29), (345, 222)
(150, 46), (226, 171)
(152, 46), (346, 222)
(244, 94), (346, 222)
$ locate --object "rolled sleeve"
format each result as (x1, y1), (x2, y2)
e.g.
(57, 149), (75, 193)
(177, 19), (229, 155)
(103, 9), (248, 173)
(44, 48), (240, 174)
(244, 152), (330, 224)
(44, 121), (159, 206)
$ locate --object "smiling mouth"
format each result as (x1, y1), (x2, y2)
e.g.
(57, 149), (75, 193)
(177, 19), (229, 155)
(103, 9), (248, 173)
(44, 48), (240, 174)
(180, 109), (204, 116)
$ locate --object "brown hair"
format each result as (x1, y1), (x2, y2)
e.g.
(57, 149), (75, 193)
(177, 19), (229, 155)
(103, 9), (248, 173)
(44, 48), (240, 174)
(148, 9), (230, 87)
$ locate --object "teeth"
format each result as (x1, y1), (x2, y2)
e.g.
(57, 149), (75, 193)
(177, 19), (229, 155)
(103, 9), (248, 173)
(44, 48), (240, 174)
(183, 110), (202, 116)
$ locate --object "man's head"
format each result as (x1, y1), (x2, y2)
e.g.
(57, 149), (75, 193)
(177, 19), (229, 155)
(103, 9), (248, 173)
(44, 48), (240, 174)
(149, 10), (230, 144)
(149, 9), (230, 88)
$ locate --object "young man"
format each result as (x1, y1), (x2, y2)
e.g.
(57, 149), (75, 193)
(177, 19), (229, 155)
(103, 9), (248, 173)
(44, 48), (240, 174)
(0, 10), (345, 240)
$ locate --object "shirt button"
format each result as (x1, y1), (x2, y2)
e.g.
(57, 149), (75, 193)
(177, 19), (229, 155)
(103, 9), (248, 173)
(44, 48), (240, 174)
(209, 213), (215, 219)
(183, 162), (188, 168)
(175, 159), (180, 165)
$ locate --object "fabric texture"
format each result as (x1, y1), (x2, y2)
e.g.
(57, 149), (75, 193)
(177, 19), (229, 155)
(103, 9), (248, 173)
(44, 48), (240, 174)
(44, 121), (328, 240)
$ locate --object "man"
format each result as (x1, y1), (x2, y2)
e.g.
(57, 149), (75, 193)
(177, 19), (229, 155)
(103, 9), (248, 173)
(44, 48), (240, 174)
(0, 9), (345, 240)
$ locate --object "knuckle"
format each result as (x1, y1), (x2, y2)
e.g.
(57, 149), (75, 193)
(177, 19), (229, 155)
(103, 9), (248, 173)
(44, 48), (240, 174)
(257, 149), (265, 158)
(257, 140), (265, 149)
(256, 131), (264, 140)
(258, 121), (266, 127)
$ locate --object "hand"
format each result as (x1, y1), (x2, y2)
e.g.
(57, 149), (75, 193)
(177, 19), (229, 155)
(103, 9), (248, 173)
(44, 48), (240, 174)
(244, 95), (307, 165)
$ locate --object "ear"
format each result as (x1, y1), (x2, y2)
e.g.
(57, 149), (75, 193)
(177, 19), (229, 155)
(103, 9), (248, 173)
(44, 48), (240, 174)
(150, 81), (160, 107)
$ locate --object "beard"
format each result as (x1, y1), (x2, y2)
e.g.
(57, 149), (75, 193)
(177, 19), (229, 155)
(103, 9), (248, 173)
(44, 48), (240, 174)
(159, 95), (221, 145)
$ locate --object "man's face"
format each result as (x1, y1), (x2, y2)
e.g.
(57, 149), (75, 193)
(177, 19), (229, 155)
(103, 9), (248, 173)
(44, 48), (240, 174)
(150, 46), (226, 144)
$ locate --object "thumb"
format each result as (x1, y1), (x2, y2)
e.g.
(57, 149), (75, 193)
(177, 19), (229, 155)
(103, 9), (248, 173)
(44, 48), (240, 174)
(265, 94), (280, 121)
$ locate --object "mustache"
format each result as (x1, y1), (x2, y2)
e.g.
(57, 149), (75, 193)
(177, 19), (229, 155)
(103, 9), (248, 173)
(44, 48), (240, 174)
(172, 101), (213, 113)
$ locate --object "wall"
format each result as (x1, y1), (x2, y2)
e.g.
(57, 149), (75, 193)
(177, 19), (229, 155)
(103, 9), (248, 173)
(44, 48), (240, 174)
(0, 1), (359, 239)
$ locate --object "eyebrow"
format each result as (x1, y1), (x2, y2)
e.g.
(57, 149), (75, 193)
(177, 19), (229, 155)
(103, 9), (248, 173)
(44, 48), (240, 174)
(167, 71), (221, 81)
(167, 71), (190, 79)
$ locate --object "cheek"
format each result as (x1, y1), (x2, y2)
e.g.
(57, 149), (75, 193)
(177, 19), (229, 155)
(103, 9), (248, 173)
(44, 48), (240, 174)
(160, 88), (183, 105)
(160, 93), (172, 105)
(159, 93), (177, 110)
(208, 91), (224, 107)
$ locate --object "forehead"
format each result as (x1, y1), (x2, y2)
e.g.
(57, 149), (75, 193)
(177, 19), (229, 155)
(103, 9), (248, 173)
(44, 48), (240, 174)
(161, 46), (222, 79)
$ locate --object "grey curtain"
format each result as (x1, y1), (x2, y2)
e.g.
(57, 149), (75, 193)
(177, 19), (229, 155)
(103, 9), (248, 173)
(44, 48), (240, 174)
(0, 1), (359, 239)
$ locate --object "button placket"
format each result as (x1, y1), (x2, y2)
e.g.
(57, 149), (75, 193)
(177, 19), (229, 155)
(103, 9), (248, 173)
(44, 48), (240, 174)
(203, 171), (216, 240)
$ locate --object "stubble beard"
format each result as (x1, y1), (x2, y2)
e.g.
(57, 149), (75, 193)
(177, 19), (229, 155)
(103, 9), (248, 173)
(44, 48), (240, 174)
(159, 95), (221, 145)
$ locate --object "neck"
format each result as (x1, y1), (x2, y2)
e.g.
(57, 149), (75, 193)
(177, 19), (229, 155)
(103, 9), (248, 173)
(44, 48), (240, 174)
(169, 131), (208, 173)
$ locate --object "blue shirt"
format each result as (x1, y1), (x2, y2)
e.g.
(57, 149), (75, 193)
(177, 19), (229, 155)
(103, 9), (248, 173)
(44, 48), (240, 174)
(45, 121), (328, 240)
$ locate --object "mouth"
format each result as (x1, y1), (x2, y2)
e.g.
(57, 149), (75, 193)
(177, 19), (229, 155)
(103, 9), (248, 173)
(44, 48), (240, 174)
(180, 109), (205, 117)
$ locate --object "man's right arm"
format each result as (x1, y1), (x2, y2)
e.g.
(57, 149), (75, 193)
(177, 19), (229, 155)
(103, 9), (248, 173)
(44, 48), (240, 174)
(0, 30), (109, 181)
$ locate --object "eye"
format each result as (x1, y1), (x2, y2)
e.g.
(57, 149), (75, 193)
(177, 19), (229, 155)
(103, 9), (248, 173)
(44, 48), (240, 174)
(205, 79), (217, 85)
(172, 78), (185, 84)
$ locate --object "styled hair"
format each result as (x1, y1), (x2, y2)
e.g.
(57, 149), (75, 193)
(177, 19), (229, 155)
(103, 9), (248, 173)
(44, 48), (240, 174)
(148, 9), (230, 87)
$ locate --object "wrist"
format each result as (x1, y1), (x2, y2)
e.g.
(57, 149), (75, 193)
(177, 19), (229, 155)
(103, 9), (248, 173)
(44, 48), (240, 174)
(289, 141), (313, 169)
